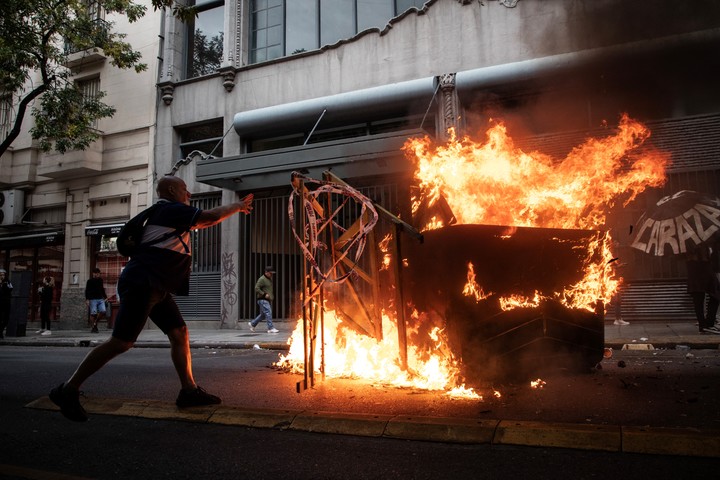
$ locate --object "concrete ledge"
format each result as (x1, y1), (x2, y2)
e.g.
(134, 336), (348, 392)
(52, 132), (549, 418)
(385, 415), (499, 443)
(289, 411), (392, 437)
(209, 406), (300, 429)
(494, 420), (621, 452)
(622, 426), (720, 457)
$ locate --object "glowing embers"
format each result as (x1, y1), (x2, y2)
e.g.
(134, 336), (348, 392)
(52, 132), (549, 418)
(530, 378), (547, 389)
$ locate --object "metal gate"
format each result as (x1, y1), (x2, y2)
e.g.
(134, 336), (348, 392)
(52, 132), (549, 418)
(174, 193), (222, 320)
(237, 182), (400, 321)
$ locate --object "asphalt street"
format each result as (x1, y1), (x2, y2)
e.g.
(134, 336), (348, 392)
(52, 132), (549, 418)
(2, 319), (720, 459)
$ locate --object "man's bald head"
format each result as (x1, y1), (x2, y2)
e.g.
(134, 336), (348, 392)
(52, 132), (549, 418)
(157, 175), (191, 205)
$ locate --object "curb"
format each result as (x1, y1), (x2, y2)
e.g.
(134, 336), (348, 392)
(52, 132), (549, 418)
(25, 397), (720, 458)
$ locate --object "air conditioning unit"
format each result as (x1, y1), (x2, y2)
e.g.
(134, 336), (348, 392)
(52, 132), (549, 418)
(0, 190), (25, 225)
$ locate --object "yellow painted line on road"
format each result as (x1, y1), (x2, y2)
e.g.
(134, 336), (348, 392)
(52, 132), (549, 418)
(25, 396), (720, 457)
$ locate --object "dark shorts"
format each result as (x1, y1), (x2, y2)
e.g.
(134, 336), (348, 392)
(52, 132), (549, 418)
(112, 277), (186, 342)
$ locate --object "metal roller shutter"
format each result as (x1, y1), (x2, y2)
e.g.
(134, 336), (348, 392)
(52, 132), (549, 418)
(173, 271), (221, 320)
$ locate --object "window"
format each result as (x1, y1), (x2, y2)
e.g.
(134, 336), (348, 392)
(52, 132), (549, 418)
(76, 77), (101, 129)
(185, 0), (225, 79)
(0, 96), (12, 142)
(250, 0), (428, 64)
(250, 0), (283, 63)
(177, 119), (224, 159)
(65, 1), (108, 55)
(26, 206), (67, 226)
(248, 115), (434, 153)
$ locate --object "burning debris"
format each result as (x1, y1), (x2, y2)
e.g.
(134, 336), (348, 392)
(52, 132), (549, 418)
(277, 115), (669, 396)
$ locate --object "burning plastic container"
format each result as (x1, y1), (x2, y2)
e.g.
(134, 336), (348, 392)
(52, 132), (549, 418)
(401, 224), (605, 380)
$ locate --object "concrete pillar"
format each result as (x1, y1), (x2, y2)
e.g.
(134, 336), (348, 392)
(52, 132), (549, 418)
(438, 73), (460, 141)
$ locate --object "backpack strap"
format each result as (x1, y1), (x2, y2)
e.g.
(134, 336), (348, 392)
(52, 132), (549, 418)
(140, 204), (190, 254)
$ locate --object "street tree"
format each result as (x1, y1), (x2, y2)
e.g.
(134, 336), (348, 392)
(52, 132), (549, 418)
(0, 0), (195, 157)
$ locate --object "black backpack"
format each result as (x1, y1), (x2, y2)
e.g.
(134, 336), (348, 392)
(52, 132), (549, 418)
(116, 204), (187, 257)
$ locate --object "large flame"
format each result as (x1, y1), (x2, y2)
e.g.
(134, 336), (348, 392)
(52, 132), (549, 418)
(407, 114), (667, 310)
(279, 115), (668, 396)
(407, 114), (668, 231)
(277, 306), (481, 399)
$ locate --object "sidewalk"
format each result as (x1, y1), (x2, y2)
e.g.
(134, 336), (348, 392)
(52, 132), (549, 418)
(0, 320), (298, 350)
(2, 319), (719, 350)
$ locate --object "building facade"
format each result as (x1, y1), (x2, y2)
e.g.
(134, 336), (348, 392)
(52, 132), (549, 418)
(157, 0), (720, 324)
(0, 4), (162, 333)
(3, 0), (719, 333)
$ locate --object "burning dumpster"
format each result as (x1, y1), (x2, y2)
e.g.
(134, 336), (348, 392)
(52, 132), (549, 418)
(401, 224), (606, 380)
(279, 115), (670, 396)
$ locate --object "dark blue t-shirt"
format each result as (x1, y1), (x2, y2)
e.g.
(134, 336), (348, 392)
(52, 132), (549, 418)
(120, 200), (200, 295)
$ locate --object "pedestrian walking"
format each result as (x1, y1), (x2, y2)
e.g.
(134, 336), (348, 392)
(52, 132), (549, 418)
(0, 269), (12, 339)
(49, 175), (254, 422)
(37, 276), (54, 335)
(85, 268), (107, 333)
(248, 266), (279, 333)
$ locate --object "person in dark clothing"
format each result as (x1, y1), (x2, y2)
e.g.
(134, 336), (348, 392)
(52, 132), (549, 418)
(0, 269), (12, 339)
(686, 243), (720, 334)
(50, 175), (253, 421)
(37, 276), (55, 335)
(85, 268), (107, 333)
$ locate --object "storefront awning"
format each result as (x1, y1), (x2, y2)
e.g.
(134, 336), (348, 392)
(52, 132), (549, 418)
(0, 230), (64, 248)
(84, 223), (125, 237)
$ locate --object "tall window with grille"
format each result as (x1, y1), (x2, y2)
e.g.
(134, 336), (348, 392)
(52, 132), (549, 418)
(76, 77), (101, 129)
(65, 1), (107, 54)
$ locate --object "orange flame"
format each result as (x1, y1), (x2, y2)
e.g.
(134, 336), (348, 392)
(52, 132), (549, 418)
(499, 291), (542, 310)
(276, 306), (482, 399)
(379, 233), (392, 271)
(462, 262), (493, 302)
(410, 115), (666, 309)
(280, 115), (667, 396)
(406, 114), (667, 231)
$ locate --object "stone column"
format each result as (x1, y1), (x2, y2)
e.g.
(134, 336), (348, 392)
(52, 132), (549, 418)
(219, 189), (242, 329)
(438, 73), (460, 141)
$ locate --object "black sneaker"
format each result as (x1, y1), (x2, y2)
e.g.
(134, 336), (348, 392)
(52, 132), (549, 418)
(49, 383), (88, 422)
(176, 386), (222, 408)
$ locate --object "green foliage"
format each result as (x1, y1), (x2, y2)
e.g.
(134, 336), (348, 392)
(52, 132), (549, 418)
(151, 0), (197, 23)
(0, 0), (194, 155)
(31, 85), (115, 153)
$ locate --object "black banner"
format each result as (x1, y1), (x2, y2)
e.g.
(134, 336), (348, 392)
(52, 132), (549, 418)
(0, 230), (64, 249)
